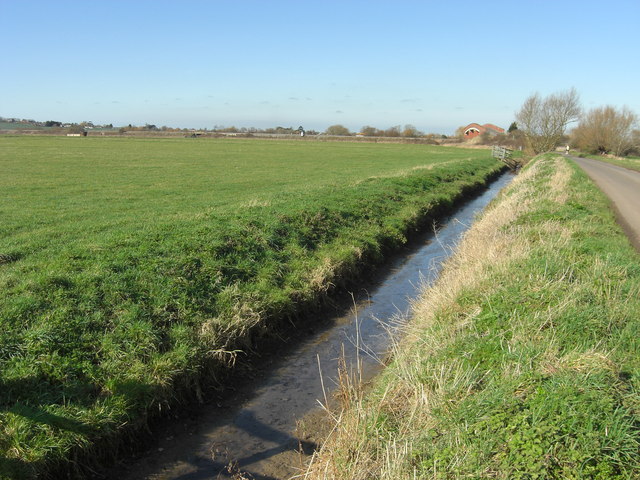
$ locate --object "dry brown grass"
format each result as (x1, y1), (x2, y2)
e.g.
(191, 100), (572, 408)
(304, 155), (583, 479)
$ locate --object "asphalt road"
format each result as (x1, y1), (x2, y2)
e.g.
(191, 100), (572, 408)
(570, 155), (640, 251)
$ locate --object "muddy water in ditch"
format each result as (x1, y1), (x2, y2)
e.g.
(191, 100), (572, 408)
(117, 172), (514, 480)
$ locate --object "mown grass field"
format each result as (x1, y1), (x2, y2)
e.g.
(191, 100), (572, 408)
(0, 136), (503, 478)
(308, 154), (640, 479)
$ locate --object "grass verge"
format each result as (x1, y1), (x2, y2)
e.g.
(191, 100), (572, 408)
(307, 154), (640, 479)
(574, 152), (640, 172)
(0, 137), (503, 478)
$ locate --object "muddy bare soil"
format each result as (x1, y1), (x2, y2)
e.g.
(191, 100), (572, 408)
(98, 172), (514, 480)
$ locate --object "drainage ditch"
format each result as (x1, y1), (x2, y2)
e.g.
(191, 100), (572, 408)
(111, 171), (514, 480)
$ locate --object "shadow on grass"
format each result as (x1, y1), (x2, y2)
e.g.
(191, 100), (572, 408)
(0, 376), (99, 478)
(0, 375), (175, 478)
(8, 403), (92, 435)
(0, 454), (34, 480)
(0, 377), (94, 435)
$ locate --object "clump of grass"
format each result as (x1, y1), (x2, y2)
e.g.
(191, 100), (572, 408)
(307, 154), (640, 479)
(0, 137), (503, 478)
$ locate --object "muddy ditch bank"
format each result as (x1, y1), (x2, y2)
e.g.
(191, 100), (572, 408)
(91, 171), (515, 480)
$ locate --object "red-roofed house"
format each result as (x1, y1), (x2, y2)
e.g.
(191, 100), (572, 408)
(463, 123), (505, 139)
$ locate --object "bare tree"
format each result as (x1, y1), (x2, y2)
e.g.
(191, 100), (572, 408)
(515, 88), (581, 153)
(632, 130), (640, 156)
(384, 125), (401, 137)
(572, 105), (638, 156)
(360, 125), (380, 136)
(325, 124), (351, 136)
(402, 124), (421, 137)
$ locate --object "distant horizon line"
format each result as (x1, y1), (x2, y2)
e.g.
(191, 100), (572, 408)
(0, 116), (469, 136)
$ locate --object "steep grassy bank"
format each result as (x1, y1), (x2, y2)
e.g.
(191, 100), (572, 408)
(0, 137), (502, 478)
(308, 154), (640, 479)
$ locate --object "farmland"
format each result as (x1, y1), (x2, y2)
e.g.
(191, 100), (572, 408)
(0, 136), (503, 478)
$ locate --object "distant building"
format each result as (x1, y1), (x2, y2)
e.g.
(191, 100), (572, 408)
(463, 123), (505, 139)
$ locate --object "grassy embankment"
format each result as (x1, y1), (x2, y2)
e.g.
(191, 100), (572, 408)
(576, 152), (640, 172)
(0, 136), (503, 478)
(308, 154), (640, 479)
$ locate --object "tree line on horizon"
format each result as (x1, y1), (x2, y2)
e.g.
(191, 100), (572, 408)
(4, 97), (638, 157)
(0, 118), (449, 139)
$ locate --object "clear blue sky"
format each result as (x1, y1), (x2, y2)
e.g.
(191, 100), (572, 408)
(2, 0), (639, 134)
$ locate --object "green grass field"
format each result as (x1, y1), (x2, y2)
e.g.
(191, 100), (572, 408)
(0, 136), (503, 478)
(309, 154), (640, 479)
